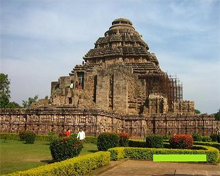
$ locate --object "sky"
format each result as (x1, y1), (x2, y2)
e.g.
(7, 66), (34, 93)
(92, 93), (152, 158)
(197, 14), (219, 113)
(0, 0), (219, 114)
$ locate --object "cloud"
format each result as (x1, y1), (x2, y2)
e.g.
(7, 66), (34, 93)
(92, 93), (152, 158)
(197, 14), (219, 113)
(157, 51), (220, 114)
(0, 0), (219, 114)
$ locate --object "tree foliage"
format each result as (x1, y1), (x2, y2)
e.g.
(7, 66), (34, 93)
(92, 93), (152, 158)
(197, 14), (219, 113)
(194, 109), (201, 114)
(0, 73), (21, 108)
(214, 109), (220, 121)
(6, 102), (21, 108)
(22, 95), (38, 108)
(0, 73), (10, 108)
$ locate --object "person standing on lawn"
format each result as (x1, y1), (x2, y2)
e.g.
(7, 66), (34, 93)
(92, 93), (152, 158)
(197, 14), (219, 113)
(77, 128), (85, 141)
(66, 128), (71, 137)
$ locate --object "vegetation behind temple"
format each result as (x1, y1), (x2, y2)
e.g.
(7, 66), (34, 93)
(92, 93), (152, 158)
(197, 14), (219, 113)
(0, 73), (47, 108)
(0, 73), (20, 108)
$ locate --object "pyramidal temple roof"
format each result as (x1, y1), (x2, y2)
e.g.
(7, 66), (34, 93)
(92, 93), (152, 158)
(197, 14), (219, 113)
(83, 18), (159, 64)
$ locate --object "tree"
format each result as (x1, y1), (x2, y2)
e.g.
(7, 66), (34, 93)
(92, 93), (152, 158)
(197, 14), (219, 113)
(214, 109), (220, 121)
(0, 73), (21, 108)
(22, 95), (39, 108)
(0, 73), (11, 108)
(6, 102), (21, 108)
(194, 109), (201, 114)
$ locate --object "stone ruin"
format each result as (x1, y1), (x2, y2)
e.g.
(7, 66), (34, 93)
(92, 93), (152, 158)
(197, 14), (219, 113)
(0, 18), (219, 136)
(47, 18), (193, 116)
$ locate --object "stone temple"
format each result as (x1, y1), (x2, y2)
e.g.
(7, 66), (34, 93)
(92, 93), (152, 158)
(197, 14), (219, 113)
(0, 18), (219, 136)
(49, 18), (194, 115)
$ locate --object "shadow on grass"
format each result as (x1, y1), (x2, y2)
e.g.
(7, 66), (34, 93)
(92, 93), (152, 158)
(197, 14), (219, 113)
(44, 143), (50, 145)
(40, 160), (54, 164)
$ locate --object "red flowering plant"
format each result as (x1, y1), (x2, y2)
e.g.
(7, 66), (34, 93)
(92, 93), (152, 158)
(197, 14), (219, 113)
(58, 132), (69, 140)
(169, 134), (194, 149)
(50, 137), (83, 162)
(118, 132), (130, 147)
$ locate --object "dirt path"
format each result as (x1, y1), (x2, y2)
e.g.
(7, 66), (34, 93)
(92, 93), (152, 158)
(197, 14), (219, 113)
(97, 160), (220, 176)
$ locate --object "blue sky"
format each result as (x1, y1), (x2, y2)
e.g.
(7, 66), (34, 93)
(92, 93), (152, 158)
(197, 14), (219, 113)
(0, 0), (219, 114)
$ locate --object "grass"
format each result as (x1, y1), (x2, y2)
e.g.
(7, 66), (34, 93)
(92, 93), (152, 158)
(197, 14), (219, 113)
(0, 139), (98, 175)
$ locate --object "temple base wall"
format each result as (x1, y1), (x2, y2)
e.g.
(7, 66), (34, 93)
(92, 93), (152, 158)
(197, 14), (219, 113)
(0, 108), (219, 138)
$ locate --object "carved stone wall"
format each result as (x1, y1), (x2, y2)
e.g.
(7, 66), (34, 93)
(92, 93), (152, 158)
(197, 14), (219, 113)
(172, 100), (195, 115)
(1, 108), (219, 138)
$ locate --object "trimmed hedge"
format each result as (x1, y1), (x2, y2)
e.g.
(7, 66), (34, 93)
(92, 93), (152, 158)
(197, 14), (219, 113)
(146, 135), (164, 148)
(0, 133), (97, 143)
(108, 145), (219, 163)
(202, 136), (212, 142)
(128, 139), (146, 147)
(128, 139), (220, 151)
(210, 134), (218, 142)
(194, 141), (220, 151)
(5, 151), (110, 176)
(0, 133), (20, 140)
(108, 147), (125, 161)
(192, 133), (202, 141)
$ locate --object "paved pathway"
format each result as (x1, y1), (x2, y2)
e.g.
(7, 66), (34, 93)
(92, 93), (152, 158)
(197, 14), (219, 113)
(97, 160), (220, 176)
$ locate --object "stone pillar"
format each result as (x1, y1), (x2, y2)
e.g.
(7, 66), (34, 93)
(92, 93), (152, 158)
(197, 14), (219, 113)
(96, 75), (109, 111)
(113, 73), (128, 114)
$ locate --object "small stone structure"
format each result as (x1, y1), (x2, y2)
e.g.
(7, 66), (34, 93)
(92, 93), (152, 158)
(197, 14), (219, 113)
(0, 18), (219, 136)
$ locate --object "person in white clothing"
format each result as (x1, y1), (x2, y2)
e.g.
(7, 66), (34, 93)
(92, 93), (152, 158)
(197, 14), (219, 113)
(77, 128), (85, 141)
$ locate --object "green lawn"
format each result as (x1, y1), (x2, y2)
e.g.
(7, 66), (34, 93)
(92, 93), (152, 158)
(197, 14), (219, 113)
(0, 139), (98, 175)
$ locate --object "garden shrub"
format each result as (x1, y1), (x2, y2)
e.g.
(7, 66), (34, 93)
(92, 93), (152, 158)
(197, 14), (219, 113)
(58, 132), (67, 138)
(169, 134), (193, 149)
(202, 136), (212, 142)
(118, 132), (130, 147)
(97, 132), (119, 151)
(162, 135), (170, 140)
(50, 137), (83, 162)
(19, 131), (27, 141)
(19, 131), (36, 144)
(24, 131), (36, 144)
(6, 151), (110, 176)
(146, 135), (163, 148)
(70, 132), (78, 139)
(210, 134), (218, 142)
(108, 145), (219, 163)
(128, 139), (146, 147)
(192, 133), (202, 141)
